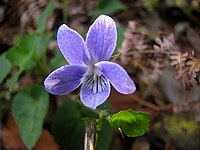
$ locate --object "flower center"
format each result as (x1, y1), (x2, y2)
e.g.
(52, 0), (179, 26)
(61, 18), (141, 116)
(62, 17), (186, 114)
(82, 66), (108, 94)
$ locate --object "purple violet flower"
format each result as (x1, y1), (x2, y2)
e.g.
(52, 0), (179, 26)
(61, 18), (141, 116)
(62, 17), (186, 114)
(44, 15), (136, 109)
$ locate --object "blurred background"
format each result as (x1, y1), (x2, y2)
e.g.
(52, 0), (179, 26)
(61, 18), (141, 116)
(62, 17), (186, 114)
(0, 0), (200, 150)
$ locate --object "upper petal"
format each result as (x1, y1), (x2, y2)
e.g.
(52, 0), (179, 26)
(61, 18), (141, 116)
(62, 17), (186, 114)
(44, 65), (86, 95)
(86, 15), (117, 62)
(57, 24), (90, 65)
(80, 74), (111, 109)
(96, 61), (136, 94)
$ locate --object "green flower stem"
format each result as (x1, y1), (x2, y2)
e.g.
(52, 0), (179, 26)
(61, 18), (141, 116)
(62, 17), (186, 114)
(84, 120), (96, 150)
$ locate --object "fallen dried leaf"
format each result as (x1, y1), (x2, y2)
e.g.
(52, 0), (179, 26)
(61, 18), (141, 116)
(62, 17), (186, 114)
(2, 113), (26, 150)
(34, 129), (59, 150)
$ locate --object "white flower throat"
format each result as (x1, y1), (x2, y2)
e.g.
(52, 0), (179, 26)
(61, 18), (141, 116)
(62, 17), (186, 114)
(82, 65), (108, 94)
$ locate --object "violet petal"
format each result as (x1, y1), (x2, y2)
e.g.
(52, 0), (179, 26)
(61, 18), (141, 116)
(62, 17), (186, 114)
(44, 65), (86, 95)
(57, 24), (90, 65)
(86, 15), (117, 62)
(96, 61), (136, 94)
(80, 76), (111, 109)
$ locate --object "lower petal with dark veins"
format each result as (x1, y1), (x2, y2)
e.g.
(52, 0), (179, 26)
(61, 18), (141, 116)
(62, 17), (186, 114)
(80, 74), (111, 109)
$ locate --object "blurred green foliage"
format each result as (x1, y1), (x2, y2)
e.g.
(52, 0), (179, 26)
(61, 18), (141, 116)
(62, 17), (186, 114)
(153, 115), (200, 149)
(142, 0), (200, 14)
(6, 35), (37, 90)
(36, 0), (55, 33)
(0, 0), (55, 90)
(0, 54), (12, 83)
(49, 49), (66, 70)
(142, 0), (159, 12)
(12, 85), (49, 149)
(92, 0), (125, 18)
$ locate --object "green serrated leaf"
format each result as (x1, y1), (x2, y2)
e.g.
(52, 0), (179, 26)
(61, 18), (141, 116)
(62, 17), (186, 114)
(52, 101), (113, 150)
(0, 54), (12, 84)
(36, 0), (55, 33)
(109, 109), (149, 137)
(12, 85), (49, 149)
